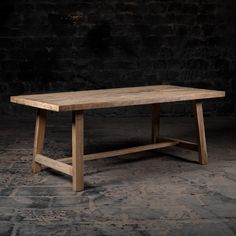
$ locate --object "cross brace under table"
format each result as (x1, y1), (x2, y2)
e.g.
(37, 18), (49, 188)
(11, 85), (224, 192)
(32, 102), (207, 192)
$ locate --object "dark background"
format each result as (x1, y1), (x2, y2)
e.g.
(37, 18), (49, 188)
(0, 0), (235, 116)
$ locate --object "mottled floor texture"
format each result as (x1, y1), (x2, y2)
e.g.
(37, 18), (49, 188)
(0, 114), (235, 236)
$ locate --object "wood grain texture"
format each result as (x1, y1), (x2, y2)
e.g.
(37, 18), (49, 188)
(193, 102), (208, 165)
(72, 110), (84, 192)
(32, 109), (47, 173)
(158, 137), (198, 151)
(85, 141), (178, 161)
(10, 85), (225, 112)
(152, 104), (160, 143)
(58, 141), (178, 163)
(35, 154), (72, 176)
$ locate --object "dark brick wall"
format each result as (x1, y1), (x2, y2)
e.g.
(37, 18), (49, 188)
(0, 0), (235, 116)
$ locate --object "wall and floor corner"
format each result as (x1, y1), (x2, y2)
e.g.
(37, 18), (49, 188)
(0, 0), (235, 116)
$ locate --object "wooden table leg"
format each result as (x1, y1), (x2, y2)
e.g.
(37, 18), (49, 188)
(152, 104), (160, 143)
(32, 109), (47, 173)
(193, 102), (208, 165)
(72, 110), (84, 192)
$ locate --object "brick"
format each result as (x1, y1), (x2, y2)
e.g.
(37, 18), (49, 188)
(105, 59), (137, 70)
(159, 47), (174, 58)
(206, 36), (222, 47)
(153, 59), (167, 69)
(146, 2), (167, 14)
(144, 14), (168, 25)
(168, 3), (183, 12)
(214, 58), (231, 70)
(185, 37), (204, 48)
(0, 38), (23, 49)
(186, 59), (209, 70)
(220, 102), (235, 113)
(202, 3), (219, 14)
(0, 83), (9, 93)
(9, 82), (25, 94)
(152, 25), (173, 36)
(115, 2), (139, 14)
(0, 0), (234, 115)
(202, 24), (217, 36)
(116, 13), (143, 24)
(1, 60), (20, 71)
(182, 4), (199, 15)
(232, 80), (236, 91)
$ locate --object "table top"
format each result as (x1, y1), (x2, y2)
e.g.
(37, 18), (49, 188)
(10, 85), (225, 112)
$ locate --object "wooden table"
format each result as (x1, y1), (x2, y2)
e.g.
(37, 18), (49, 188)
(11, 85), (225, 191)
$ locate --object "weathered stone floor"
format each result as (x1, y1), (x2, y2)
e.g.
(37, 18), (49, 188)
(0, 114), (235, 236)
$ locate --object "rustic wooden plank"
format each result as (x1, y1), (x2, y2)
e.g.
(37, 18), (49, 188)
(158, 137), (198, 151)
(72, 110), (84, 192)
(152, 104), (160, 143)
(193, 102), (208, 165)
(58, 141), (178, 163)
(10, 85), (225, 111)
(85, 142), (178, 161)
(35, 154), (72, 176)
(32, 109), (47, 173)
(85, 141), (178, 161)
(58, 157), (73, 164)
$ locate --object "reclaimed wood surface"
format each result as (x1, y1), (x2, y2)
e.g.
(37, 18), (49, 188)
(32, 109), (47, 173)
(72, 110), (84, 191)
(35, 154), (72, 176)
(10, 85), (225, 112)
(58, 141), (178, 164)
(193, 102), (208, 165)
(152, 103), (160, 143)
(158, 137), (198, 151)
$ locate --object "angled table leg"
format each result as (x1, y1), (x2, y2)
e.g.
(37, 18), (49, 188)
(152, 104), (160, 143)
(32, 109), (47, 173)
(72, 110), (84, 192)
(193, 102), (208, 165)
